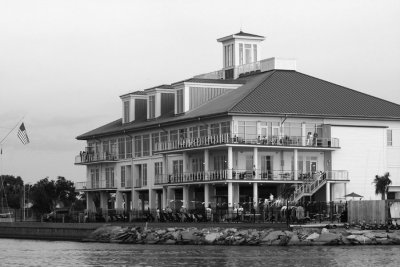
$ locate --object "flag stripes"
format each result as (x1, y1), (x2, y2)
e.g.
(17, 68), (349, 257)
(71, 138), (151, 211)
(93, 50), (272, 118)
(17, 123), (30, 145)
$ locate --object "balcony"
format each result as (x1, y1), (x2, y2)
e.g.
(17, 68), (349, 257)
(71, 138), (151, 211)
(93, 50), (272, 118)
(74, 179), (117, 190)
(154, 169), (349, 185)
(155, 133), (340, 152)
(75, 152), (118, 165)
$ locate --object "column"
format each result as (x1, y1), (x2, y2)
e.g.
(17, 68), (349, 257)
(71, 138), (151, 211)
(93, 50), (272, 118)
(162, 187), (167, 209)
(86, 192), (95, 212)
(183, 185), (189, 208)
(132, 189), (140, 211)
(204, 149), (209, 180)
(301, 122), (306, 146)
(99, 192), (108, 210)
(233, 184), (240, 207)
(326, 182), (331, 202)
(167, 187), (174, 209)
(204, 184), (210, 208)
(149, 189), (157, 210)
(182, 152), (188, 182)
(253, 147), (258, 179)
(253, 183), (258, 210)
(115, 191), (124, 210)
(228, 146), (233, 179)
(294, 149), (298, 180)
(162, 154), (168, 183)
(228, 182), (233, 209)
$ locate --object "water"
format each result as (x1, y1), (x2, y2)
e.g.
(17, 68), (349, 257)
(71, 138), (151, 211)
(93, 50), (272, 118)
(1, 239), (400, 267)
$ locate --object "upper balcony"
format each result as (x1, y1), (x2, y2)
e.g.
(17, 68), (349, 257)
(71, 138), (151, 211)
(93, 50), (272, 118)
(154, 133), (340, 152)
(154, 169), (348, 185)
(74, 179), (121, 191)
(75, 151), (119, 165)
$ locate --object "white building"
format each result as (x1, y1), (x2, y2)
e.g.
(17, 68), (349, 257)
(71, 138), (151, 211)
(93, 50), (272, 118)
(75, 31), (400, 214)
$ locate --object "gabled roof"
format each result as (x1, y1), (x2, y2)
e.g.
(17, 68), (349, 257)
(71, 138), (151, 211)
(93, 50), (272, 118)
(217, 31), (265, 42)
(77, 70), (400, 140)
(172, 77), (247, 85)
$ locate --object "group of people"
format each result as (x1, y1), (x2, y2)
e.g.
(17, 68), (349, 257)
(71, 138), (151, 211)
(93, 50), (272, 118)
(306, 132), (319, 146)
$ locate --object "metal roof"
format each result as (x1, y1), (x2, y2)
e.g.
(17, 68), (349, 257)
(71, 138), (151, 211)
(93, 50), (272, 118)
(77, 70), (400, 140)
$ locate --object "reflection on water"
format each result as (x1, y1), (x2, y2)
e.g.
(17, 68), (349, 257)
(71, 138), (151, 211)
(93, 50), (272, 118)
(1, 239), (400, 266)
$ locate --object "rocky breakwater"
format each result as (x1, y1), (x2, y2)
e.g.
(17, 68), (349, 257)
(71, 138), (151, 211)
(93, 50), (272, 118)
(85, 225), (400, 246)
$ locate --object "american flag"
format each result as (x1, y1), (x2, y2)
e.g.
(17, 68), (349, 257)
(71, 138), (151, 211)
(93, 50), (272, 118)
(17, 123), (30, 145)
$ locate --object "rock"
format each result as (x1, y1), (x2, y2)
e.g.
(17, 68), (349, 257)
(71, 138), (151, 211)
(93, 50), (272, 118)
(284, 231), (294, 239)
(306, 233), (320, 241)
(156, 229), (166, 235)
(387, 233), (400, 244)
(363, 232), (376, 241)
(374, 232), (388, 239)
(321, 228), (330, 234)
(164, 239), (176, 245)
(316, 233), (341, 245)
(181, 230), (198, 243)
(261, 231), (284, 244)
(345, 235), (357, 241)
(145, 233), (159, 244)
(288, 233), (301, 245)
(354, 235), (372, 245)
(347, 230), (370, 235)
(204, 232), (221, 244)
(167, 228), (176, 232)
(279, 235), (290, 246)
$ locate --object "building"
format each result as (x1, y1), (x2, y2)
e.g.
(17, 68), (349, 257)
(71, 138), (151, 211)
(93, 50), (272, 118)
(75, 31), (400, 215)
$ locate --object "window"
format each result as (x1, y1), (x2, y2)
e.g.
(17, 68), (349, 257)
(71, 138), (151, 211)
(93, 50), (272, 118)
(105, 167), (115, 188)
(245, 44), (252, 64)
(282, 122), (302, 137)
(143, 134), (150, 156)
(123, 101), (130, 123)
(213, 155), (227, 170)
(387, 129), (393, 146)
(173, 160), (183, 175)
(121, 166), (126, 187)
(179, 128), (187, 140)
(154, 162), (163, 184)
(210, 123), (220, 136)
(126, 137), (132, 158)
(224, 44), (234, 67)
(170, 130), (178, 144)
(199, 125), (208, 137)
(91, 169), (99, 188)
(177, 89), (184, 113)
(253, 44), (257, 62)
(238, 121), (257, 140)
(221, 121), (230, 135)
(152, 133), (159, 154)
(149, 95), (155, 119)
(189, 126), (198, 139)
(239, 43), (243, 65)
(192, 158), (204, 172)
(134, 136), (142, 157)
(140, 164), (147, 186)
(261, 156), (273, 178)
(118, 137), (125, 159)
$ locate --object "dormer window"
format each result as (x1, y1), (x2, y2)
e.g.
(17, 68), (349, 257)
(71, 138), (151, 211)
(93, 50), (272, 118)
(224, 44), (234, 68)
(123, 101), (130, 123)
(177, 89), (184, 114)
(149, 95), (155, 119)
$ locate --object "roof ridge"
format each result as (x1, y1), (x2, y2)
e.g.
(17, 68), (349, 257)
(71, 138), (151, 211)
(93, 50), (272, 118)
(295, 71), (400, 107)
(228, 70), (277, 111)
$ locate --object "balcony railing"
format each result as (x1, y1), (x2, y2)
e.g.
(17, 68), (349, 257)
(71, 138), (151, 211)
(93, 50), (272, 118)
(74, 179), (116, 190)
(155, 133), (340, 152)
(75, 152), (118, 164)
(154, 169), (349, 185)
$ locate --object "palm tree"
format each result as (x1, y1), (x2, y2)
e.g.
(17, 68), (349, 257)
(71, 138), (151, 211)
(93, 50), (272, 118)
(373, 172), (392, 200)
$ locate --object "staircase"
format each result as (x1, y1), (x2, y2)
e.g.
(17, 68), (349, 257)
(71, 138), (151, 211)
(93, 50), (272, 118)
(289, 174), (327, 203)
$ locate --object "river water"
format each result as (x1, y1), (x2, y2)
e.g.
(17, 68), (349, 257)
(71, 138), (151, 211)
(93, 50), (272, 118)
(1, 239), (400, 266)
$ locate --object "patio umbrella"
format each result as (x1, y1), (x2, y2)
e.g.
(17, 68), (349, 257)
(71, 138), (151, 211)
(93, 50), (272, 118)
(344, 192), (363, 199)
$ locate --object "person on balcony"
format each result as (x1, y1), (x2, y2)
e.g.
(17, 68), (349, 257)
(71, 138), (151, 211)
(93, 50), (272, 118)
(306, 132), (312, 146)
(313, 132), (318, 146)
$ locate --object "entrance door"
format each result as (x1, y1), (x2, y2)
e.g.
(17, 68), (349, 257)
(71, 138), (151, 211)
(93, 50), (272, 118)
(310, 161), (317, 173)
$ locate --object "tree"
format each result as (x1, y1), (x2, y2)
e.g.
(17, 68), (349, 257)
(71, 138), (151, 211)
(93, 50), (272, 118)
(30, 176), (77, 213)
(373, 172), (392, 200)
(0, 175), (24, 209)
(280, 183), (296, 200)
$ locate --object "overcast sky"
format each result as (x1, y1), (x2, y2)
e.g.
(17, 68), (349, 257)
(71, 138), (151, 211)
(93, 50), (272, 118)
(1, 0), (399, 184)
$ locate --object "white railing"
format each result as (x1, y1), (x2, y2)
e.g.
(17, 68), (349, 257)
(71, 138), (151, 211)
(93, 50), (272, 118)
(194, 70), (224, 79)
(75, 152), (118, 164)
(75, 179), (116, 190)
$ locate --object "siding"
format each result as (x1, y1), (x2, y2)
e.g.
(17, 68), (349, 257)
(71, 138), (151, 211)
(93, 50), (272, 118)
(189, 87), (232, 110)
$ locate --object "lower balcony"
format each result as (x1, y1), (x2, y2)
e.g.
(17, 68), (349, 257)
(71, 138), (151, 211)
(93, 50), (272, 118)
(75, 152), (118, 165)
(154, 170), (349, 185)
(74, 179), (117, 190)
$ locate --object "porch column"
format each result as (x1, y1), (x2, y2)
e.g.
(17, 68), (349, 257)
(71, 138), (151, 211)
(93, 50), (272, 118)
(86, 192), (95, 212)
(228, 146), (233, 179)
(204, 184), (210, 208)
(253, 147), (258, 179)
(99, 192), (108, 210)
(228, 182), (233, 209)
(294, 149), (298, 180)
(253, 183), (258, 210)
(162, 186), (167, 209)
(204, 149), (209, 180)
(132, 189), (140, 211)
(149, 189), (157, 210)
(301, 122), (306, 146)
(167, 187), (174, 208)
(183, 185), (189, 209)
(326, 182), (331, 202)
(115, 191), (124, 210)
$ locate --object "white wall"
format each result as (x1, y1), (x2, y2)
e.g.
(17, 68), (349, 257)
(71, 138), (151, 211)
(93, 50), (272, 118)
(331, 126), (386, 200)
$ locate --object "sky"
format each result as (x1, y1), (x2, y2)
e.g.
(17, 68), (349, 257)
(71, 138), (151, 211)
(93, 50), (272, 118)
(0, 0), (399, 184)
